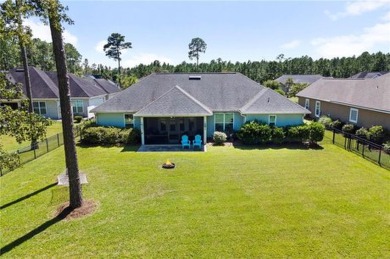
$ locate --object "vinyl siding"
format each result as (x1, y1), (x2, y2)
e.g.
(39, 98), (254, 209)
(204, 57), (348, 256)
(96, 113), (125, 128)
(244, 114), (304, 126)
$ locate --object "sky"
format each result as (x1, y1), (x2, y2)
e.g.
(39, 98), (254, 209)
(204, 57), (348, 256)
(24, 0), (390, 68)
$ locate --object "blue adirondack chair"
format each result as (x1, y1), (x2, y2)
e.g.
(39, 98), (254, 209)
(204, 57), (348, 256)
(181, 135), (190, 149)
(193, 134), (202, 149)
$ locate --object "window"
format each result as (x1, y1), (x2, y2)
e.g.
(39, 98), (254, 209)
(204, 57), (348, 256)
(315, 101), (321, 117)
(71, 100), (83, 114)
(124, 114), (133, 128)
(214, 113), (234, 132)
(349, 108), (358, 123)
(269, 115), (277, 127)
(304, 99), (310, 109)
(33, 101), (46, 115)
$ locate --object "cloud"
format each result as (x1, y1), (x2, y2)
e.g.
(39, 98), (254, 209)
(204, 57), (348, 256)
(122, 53), (173, 68)
(95, 40), (106, 54)
(23, 19), (78, 46)
(311, 21), (390, 58)
(325, 0), (390, 21)
(280, 40), (301, 50)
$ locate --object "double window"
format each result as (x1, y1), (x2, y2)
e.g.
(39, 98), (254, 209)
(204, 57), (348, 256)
(349, 108), (358, 123)
(71, 100), (83, 114)
(315, 101), (321, 117)
(215, 113), (233, 132)
(33, 101), (46, 115)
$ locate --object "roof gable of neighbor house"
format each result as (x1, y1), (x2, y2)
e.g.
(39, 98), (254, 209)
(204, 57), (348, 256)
(92, 72), (310, 116)
(8, 67), (59, 98)
(240, 88), (310, 114)
(297, 73), (390, 113)
(135, 85), (213, 116)
(275, 75), (324, 85)
(349, 71), (389, 79)
(8, 66), (119, 99)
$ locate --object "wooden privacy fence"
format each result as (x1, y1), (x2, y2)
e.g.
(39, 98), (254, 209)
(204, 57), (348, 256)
(0, 126), (81, 176)
(330, 128), (389, 170)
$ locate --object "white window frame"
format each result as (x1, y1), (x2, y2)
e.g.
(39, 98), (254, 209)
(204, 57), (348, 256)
(214, 113), (234, 132)
(33, 101), (47, 115)
(315, 101), (321, 117)
(304, 99), (310, 109)
(349, 108), (358, 123)
(71, 100), (84, 114)
(124, 114), (134, 128)
(268, 115), (277, 126)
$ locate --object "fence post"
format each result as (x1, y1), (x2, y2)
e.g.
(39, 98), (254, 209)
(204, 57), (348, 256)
(46, 138), (49, 153)
(33, 147), (37, 159)
(378, 148), (382, 165)
(57, 133), (60, 147)
(332, 129), (335, 144)
(344, 136), (347, 149)
(362, 144), (365, 158)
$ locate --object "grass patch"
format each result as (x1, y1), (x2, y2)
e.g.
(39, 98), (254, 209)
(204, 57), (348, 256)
(1, 138), (389, 257)
(0, 121), (63, 152)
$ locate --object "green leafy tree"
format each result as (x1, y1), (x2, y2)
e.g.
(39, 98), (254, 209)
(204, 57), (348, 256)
(65, 42), (82, 74)
(262, 80), (280, 90)
(188, 37), (207, 69)
(103, 33), (132, 87)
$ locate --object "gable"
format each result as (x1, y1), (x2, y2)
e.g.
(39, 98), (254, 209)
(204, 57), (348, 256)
(135, 85), (212, 116)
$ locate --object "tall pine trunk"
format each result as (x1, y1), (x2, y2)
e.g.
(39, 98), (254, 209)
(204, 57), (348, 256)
(47, 0), (83, 209)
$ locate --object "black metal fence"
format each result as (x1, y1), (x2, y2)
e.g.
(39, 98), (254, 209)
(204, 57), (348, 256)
(329, 128), (390, 170)
(0, 126), (81, 176)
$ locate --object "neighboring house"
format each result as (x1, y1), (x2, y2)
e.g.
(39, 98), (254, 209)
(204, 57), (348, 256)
(2, 67), (120, 119)
(92, 73), (310, 145)
(349, 71), (389, 79)
(297, 73), (390, 130)
(275, 74), (324, 93)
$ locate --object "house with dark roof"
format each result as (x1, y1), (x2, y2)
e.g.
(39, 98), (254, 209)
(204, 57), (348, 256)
(92, 73), (310, 145)
(275, 74), (324, 94)
(296, 73), (390, 130)
(2, 67), (120, 119)
(349, 71), (389, 79)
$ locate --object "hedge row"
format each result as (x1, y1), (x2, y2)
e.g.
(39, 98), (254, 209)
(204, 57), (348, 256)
(236, 121), (325, 145)
(81, 126), (141, 145)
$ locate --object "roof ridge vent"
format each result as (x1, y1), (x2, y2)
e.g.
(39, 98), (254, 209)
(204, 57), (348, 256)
(189, 75), (201, 80)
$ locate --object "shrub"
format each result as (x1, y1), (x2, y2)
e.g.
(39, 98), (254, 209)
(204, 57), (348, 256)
(368, 125), (384, 144)
(342, 123), (356, 137)
(272, 127), (285, 144)
(126, 128), (141, 145)
(318, 115), (332, 129)
(74, 115), (83, 123)
(258, 124), (272, 143)
(237, 121), (262, 145)
(309, 122), (325, 144)
(330, 119), (343, 130)
(355, 127), (368, 139)
(286, 125), (310, 143)
(275, 89), (285, 96)
(383, 141), (390, 154)
(213, 131), (227, 145)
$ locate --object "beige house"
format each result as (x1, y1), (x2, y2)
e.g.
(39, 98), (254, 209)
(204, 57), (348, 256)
(297, 73), (390, 130)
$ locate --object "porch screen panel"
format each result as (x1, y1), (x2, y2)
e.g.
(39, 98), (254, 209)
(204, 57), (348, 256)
(225, 114), (233, 132)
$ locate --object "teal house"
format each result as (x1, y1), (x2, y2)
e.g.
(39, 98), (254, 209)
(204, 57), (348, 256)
(91, 73), (310, 145)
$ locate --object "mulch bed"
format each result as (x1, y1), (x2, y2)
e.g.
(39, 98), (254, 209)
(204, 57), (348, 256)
(54, 200), (97, 220)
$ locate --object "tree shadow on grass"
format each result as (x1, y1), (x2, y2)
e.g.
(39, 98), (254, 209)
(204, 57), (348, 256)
(121, 145), (141, 152)
(0, 183), (57, 210)
(0, 206), (72, 256)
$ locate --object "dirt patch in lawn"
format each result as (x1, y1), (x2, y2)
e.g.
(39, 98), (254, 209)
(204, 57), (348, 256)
(54, 199), (97, 220)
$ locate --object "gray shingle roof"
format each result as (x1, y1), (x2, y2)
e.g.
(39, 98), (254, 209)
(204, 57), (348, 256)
(240, 88), (310, 114)
(135, 85), (212, 116)
(275, 75), (324, 85)
(297, 73), (390, 113)
(92, 73), (309, 116)
(349, 71), (389, 79)
(7, 67), (119, 99)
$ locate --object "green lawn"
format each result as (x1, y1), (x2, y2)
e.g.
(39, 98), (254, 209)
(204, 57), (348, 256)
(0, 121), (63, 152)
(1, 138), (389, 257)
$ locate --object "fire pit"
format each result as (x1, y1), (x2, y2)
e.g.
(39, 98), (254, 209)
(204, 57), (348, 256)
(162, 159), (175, 169)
